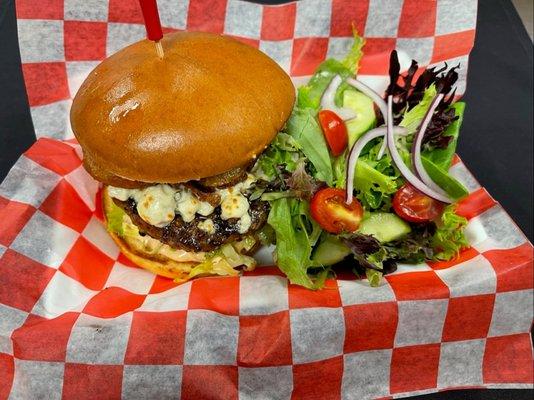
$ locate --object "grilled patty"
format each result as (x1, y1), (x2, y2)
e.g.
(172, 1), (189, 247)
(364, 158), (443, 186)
(114, 197), (269, 252)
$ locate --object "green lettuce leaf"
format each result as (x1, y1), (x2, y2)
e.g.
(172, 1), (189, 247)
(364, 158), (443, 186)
(286, 108), (334, 185)
(298, 200), (323, 247)
(366, 269), (382, 287)
(341, 29), (365, 74)
(297, 31), (364, 109)
(421, 156), (468, 200)
(432, 205), (469, 260)
(312, 267), (330, 289)
(267, 198), (328, 289)
(423, 102), (465, 170)
(398, 85), (465, 172)
(256, 132), (300, 179)
(365, 140), (401, 178)
(106, 199), (125, 236)
(187, 244), (256, 280)
(333, 152), (347, 189)
(400, 85), (437, 133)
(353, 159), (399, 209)
(268, 198), (315, 288)
(297, 60), (350, 109)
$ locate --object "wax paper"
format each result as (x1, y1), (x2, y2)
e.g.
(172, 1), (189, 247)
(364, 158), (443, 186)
(1, 0), (532, 399)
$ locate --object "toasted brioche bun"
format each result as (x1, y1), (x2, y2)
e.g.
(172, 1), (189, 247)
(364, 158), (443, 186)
(102, 187), (198, 281)
(71, 31), (295, 185)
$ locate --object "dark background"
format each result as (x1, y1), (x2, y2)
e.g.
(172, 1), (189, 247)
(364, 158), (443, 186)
(0, 0), (532, 399)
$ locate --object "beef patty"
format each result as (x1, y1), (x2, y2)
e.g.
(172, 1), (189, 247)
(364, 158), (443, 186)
(114, 197), (269, 252)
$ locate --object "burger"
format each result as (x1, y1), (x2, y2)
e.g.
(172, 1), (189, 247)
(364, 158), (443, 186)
(70, 32), (295, 281)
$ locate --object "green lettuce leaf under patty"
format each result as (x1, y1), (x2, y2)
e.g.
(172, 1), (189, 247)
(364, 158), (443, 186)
(107, 204), (125, 236)
(188, 244), (256, 280)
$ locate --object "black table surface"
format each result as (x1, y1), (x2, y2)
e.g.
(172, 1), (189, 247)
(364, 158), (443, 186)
(0, 0), (532, 399)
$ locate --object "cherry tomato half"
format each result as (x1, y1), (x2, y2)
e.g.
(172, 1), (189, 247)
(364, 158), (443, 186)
(310, 188), (363, 234)
(392, 184), (444, 223)
(318, 110), (348, 156)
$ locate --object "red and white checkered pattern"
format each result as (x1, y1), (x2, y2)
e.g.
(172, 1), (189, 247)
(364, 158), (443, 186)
(16, 0), (479, 139)
(2, 0), (532, 399)
(0, 152), (532, 400)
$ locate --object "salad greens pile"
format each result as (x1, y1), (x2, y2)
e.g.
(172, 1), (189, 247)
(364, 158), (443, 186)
(253, 32), (469, 289)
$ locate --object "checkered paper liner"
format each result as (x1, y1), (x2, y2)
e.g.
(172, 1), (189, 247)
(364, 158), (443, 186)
(1, 0), (532, 398)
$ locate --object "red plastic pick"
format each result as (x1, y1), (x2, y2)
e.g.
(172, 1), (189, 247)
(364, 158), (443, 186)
(139, 0), (163, 42)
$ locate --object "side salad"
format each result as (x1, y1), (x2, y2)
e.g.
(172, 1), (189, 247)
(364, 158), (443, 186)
(252, 32), (469, 289)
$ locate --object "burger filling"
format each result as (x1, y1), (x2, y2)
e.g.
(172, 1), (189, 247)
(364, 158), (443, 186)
(107, 173), (269, 253)
(105, 195), (258, 281)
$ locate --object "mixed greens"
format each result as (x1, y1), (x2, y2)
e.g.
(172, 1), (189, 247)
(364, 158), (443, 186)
(253, 32), (469, 289)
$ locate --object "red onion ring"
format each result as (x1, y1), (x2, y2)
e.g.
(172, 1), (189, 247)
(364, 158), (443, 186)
(320, 75), (357, 121)
(411, 93), (448, 195)
(345, 77), (389, 158)
(345, 126), (408, 204)
(386, 95), (452, 203)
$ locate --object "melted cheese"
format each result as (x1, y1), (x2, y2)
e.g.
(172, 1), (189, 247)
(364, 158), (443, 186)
(217, 174), (256, 233)
(108, 174), (257, 233)
(174, 190), (214, 223)
(219, 189), (249, 220)
(108, 184), (176, 227)
(107, 186), (131, 201)
(197, 218), (215, 234)
(174, 190), (199, 223)
(135, 185), (176, 227)
(237, 213), (252, 234)
(198, 201), (215, 216)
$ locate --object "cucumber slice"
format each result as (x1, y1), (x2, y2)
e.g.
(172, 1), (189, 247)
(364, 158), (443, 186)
(343, 89), (376, 146)
(358, 212), (411, 243)
(312, 235), (351, 266)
